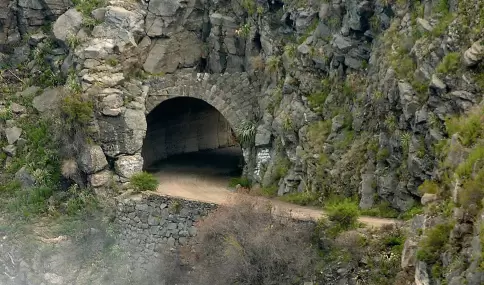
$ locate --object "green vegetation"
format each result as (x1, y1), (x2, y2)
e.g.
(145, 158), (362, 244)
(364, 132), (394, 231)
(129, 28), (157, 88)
(237, 23), (251, 38)
(445, 106), (484, 147)
(418, 180), (439, 194)
(361, 202), (399, 219)
(377, 148), (390, 162)
(417, 222), (453, 264)
(324, 198), (360, 236)
(130, 172), (159, 192)
(455, 145), (484, 178)
(284, 44), (297, 58)
(236, 121), (257, 147)
(306, 120), (332, 154)
(106, 57), (119, 67)
(279, 191), (320, 206)
(228, 177), (251, 188)
(436, 52), (461, 74)
(61, 93), (94, 129)
(241, 0), (257, 15)
(400, 205), (424, 220)
(265, 56), (281, 73)
(66, 33), (82, 50)
(274, 156), (291, 181)
(72, 0), (105, 16)
(254, 185), (278, 197)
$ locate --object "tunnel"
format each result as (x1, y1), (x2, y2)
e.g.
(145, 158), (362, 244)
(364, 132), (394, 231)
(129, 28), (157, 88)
(141, 97), (244, 190)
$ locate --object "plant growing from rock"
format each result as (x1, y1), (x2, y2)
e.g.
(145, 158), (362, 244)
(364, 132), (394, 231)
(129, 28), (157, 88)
(66, 32), (82, 50)
(236, 121), (256, 147)
(436, 52), (461, 74)
(284, 44), (297, 58)
(235, 23), (251, 38)
(265, 55), (281, 74)
(61, 92), (93, 129)
(400, 131), (411, 154)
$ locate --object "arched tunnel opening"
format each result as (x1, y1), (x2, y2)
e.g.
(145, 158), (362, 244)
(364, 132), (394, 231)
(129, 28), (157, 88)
(141, 97), (244, 196)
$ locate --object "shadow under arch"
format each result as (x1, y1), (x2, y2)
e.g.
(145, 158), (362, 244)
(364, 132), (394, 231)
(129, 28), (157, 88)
(141, 96), (244, 178)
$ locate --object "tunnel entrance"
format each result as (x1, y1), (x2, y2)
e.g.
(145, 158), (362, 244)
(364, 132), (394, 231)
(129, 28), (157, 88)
(141, 97), (244, 192)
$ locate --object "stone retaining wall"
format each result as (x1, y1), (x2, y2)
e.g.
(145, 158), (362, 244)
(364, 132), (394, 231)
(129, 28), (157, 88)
(115, 194), (216, 256)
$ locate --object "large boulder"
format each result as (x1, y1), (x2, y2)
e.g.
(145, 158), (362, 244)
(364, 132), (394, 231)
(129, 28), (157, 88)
(15, 166), (36, 188)
(52, 8), (83, 43)
(32, 87), (62, 112)
(463, 39), (484, 67)
(78, 145), (109, 174)
(115, 154), (143, 178)
(97, 108), (147, 157)
(5, 126), (22, 144)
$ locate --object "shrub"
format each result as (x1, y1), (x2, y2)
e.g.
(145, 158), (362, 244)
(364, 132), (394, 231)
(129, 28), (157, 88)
(61, 93), (93, 128)
(455, 145), (484, 178)
(325, 198), (360, 232)
(377, 148), (390, 162)
(7, 186), (54, 217)
(236, 121), (256, 147)
(173, 197), (318, 285)
(72, 0), (105, 17)
(418, 180), (440, 194)
(274, 156), (291, 181)
(279, 191), (320, 206)
(459, 172), (484, 211)
(130, 172), (158, 192)
(306, 120), (332, 153)
(228, 177), (251, 188)
(361, 202), (399, 218)
(400, 205), (424, 220)
(436, 52), (461, 74)
(265, 56), (281, 73)
(445, 106), (484, 146)
(416, 222), (453, 263)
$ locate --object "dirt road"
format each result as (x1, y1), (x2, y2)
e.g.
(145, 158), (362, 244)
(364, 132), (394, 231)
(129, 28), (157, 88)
(148, 148), (398, 227)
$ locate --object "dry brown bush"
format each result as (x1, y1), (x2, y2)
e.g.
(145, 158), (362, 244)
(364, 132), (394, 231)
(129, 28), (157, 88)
(174, 196), (318, 285)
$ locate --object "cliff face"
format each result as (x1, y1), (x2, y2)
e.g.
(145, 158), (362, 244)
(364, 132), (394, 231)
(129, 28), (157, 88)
(1, 0), (484, 284)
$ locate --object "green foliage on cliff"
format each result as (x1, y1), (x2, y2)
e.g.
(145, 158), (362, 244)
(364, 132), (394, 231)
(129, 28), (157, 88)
(436, 52), (461, 74)
(445, 106), (484, 147)
(416, 222), (453, 264)
(72, 0), (105, 17)
(61, 93), (94, 129)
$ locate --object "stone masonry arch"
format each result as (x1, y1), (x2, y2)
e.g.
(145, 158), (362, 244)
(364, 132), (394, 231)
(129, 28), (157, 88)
(145, 71), (259, 131)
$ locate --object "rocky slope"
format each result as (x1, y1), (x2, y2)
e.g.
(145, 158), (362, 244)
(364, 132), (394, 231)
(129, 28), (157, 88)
(1, 0), (484, 284)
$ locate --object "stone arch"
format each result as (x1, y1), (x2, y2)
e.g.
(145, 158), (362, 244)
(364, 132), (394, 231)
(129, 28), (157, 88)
(144, 71), (259, 131)
(141, 96), (240, 168)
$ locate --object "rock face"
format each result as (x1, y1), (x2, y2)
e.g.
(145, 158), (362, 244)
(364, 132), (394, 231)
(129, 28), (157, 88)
(78, 145), (109, 174)
(52, 8), (83, 42)
(32, 88), (62, 112)
(143, 31), (201, 74)
(5, 127), (22, 145)
(463, 39), (484, 66)
(0, 0), (70, 44)
(2, 0), (484, 283)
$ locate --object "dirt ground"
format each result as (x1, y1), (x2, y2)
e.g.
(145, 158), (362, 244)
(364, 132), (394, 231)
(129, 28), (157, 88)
(148, 147), (398, 227)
